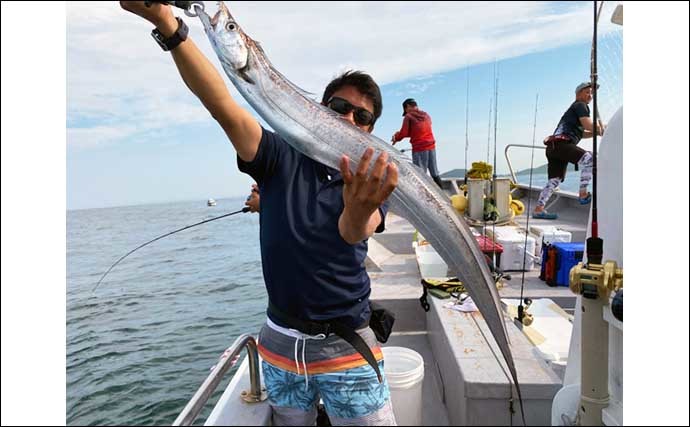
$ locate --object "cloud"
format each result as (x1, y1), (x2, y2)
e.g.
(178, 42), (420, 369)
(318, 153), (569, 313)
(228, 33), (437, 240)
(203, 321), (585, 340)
(67, 125), (137, 149)
(389, 75), (446, 97)
(67, 1), (618, 148)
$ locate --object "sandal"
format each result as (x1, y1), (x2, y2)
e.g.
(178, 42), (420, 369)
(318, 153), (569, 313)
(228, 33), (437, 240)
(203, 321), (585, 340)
(578, 192), (592, 205)
(532, 211), (558, 220)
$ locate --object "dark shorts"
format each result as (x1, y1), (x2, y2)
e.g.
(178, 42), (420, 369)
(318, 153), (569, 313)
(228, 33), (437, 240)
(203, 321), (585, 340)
(546, 141), (586, 181)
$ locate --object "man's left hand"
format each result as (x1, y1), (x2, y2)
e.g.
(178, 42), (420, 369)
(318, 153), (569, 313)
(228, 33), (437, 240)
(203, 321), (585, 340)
(338, 147), (398, 243)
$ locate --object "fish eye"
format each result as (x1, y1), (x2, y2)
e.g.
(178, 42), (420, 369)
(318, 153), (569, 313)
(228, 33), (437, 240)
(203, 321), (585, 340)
(225, 21), (237, 31)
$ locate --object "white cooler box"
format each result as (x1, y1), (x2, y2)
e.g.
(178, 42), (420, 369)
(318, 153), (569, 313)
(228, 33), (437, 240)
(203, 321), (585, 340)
(486, 226), (537, 271)
(529, 225), (572, 261)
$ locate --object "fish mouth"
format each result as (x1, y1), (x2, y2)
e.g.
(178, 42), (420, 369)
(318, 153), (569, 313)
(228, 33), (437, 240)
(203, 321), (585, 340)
(196, 2), (229, 30)
(217, 1), (230, 16)
(210, 9), (222, 28)
(211, 1), (230, 28)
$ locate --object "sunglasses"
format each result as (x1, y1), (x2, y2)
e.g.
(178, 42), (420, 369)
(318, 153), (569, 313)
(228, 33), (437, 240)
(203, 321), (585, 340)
(327, 97), (375, 127)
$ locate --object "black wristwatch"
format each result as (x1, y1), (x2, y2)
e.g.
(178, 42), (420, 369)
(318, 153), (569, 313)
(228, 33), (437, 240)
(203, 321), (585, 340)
(151, 17), (188, 52)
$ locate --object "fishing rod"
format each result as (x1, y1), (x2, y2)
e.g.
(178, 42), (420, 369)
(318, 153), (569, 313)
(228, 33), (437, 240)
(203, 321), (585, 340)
(396, 146), (413, 162)
(517, 94), (540, 326)
(593, 1), (606, 134)
(486, 96), (492, 167)
(481, 96), (492, 244)
(588, 0), (603, 264)
(568, 1), (625, 298)
(464, 68), (470, 185)
(490, 60), (525, 427)
(474, 67), (512, 300)
(92, 206), (251, 293)
(491, 62), (499, 268)
(566, 4), (624, 425)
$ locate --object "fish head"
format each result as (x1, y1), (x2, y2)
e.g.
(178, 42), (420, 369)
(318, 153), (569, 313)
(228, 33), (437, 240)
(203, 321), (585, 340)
(198, 2), (249, 74)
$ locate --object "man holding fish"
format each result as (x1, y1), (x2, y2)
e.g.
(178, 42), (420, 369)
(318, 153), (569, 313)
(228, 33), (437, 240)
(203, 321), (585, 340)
(121, 2), (398, 425)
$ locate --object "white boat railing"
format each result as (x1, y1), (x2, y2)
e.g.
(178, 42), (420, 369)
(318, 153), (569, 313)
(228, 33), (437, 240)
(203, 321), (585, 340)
(504, 143), (584, 211)
(173, 334), (266, 426)
(504, 143), (547, 189)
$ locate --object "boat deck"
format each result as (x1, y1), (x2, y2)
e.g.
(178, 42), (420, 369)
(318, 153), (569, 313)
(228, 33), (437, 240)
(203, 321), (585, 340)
(365, 186), (589, 426)
(203, 186), (589, 426)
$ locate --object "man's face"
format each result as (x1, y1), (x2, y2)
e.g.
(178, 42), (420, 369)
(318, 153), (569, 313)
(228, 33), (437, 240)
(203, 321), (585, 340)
(577, 87), (593, 104)
(326, 86), (375, 133)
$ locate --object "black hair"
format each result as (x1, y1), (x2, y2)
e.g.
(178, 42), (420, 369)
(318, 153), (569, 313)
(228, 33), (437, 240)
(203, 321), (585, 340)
(322, 70), (382, 128)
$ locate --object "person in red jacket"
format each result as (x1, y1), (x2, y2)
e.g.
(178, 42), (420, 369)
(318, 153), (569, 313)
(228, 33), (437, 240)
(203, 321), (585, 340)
(391, 98), (443, 188)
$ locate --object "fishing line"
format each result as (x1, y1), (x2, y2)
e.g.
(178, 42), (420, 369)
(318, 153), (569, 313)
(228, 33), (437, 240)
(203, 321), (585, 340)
(92, 206), (250, 293)
(470, 313), (522, 426)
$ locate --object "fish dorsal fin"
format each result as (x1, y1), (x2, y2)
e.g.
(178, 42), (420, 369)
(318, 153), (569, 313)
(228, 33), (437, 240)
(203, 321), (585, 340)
(254, 40), (266, 55)
(253, 40), (316, 100)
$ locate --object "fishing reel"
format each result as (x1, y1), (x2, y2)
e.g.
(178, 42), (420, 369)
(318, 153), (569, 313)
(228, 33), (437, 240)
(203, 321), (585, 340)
(516, 298), (533, 326)
(483, 197), (499, 222)
(611, 289), (623, 321)
(569, 260), (623, 301)
(484, 255), (511, 284)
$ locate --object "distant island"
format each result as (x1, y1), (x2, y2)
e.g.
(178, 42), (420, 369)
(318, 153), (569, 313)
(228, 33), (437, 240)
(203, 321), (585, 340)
(440, 163), (575, 179)
(515, 163), (576, 175)
(440, 168), (468, 179)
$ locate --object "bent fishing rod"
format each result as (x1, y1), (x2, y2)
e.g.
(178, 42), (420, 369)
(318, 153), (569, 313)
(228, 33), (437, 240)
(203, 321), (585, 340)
(92, 206), (250, 293)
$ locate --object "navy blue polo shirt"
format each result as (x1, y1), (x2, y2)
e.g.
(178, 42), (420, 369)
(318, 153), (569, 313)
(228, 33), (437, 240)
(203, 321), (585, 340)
(237, 127), (388, 329)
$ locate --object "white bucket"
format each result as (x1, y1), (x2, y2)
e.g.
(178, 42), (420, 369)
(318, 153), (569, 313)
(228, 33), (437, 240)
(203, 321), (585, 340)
(382, 346), (425, 426)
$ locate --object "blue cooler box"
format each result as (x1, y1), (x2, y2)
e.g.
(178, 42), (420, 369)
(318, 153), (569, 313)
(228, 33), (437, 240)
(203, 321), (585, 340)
(553, 242), (585, 286)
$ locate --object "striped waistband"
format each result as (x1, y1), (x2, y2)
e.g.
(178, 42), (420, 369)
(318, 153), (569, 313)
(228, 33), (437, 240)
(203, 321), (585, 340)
(257, 322), (382, 375)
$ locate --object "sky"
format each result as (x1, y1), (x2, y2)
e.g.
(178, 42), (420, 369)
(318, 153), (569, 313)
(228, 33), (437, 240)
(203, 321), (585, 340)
(66, 1), (623, 210)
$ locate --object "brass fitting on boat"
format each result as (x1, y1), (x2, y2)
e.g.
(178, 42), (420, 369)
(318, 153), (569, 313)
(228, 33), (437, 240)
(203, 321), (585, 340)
(569, 260), (623, 300)
(241, 387), (268, 403)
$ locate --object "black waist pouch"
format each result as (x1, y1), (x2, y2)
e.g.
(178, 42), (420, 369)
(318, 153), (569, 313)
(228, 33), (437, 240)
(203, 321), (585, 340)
(369, 301), (395, 343)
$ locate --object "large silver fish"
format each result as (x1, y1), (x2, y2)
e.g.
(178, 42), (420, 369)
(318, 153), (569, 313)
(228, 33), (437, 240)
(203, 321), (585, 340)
(195, 1), (523, 418)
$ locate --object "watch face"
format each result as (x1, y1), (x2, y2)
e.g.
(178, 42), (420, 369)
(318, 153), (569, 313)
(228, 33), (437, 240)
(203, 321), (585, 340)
(152, 31), (166, 44)
(151, 30), (170, 50)
(151, 31), (165, 49)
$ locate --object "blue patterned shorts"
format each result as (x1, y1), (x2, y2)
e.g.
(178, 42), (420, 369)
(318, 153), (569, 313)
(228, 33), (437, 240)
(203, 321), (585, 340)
(262, 360), (394, 424)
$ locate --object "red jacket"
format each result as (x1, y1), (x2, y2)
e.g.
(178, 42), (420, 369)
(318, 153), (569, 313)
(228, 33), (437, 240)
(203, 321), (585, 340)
(393, 110), (436, 152)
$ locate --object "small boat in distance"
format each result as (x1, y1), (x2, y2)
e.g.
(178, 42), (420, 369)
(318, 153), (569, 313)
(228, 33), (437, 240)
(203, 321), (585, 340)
(207, 198), (217, 207)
